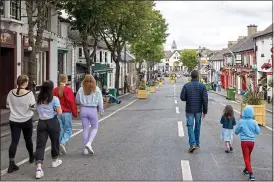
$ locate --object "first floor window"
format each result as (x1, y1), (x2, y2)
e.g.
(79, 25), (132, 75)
(10, 0), (21, 20)
(37, 52), (47, 85)
(0, 0), (4, 16)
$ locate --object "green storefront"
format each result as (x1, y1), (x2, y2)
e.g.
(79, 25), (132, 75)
(92, 63), (113, 89)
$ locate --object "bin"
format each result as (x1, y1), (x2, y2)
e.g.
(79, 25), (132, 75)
(205, 83), (211, 91)
(226, 87), (236, 100)
(108, 88), (117, 97)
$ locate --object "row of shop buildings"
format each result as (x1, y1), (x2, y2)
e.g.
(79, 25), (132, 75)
(0, 1), (142, 109)
(208, 24), (273, 100)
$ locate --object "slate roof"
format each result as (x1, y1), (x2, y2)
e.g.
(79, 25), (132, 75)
(68, 30), (108, 49)
(223, 36), (248, 55)
(234, 32), (260, 53)
(209, 48), (228, 61)
(253, 24), (273, 39)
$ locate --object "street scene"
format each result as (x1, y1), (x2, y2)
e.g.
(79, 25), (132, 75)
(0, 0), (273, 181)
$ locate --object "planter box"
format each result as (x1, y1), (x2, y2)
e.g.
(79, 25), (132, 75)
(137, 89), (148, 99)
(150, 86), (156, 93)
(170, 80), (175, 84)
(240, 103), (266, 126)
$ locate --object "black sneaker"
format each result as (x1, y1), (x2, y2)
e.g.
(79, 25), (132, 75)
(118, 101), (121, 104)
(230, 146), (233, 152)
(249, 173), (255, 181)
(188, 146), (196, 153)
(243, 169), (249, 175)
(29, 156), (35, 163)
(7, 161), (19, 173)
(225, 149), (230, 153)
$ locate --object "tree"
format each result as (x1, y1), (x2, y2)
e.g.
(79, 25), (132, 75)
(25, 0), (63, 89)
(99, 1), (154, 90)
(61, 0), (108, 74)
(180, 50), (198, 71)
(129, 9), (168, 86)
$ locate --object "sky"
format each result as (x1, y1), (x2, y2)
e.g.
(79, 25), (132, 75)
(155, 1), (272, 51)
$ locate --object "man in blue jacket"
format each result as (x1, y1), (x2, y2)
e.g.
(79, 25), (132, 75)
(180, 70), (208, 153)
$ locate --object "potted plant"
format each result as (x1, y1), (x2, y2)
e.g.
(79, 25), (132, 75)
(241, 84), (266, 126)
(150, 80), (157, 93)
(261, 62), (272, 70)
(137, 80), (148, 99)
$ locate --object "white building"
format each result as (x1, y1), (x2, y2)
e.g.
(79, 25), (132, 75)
(253, 24), (273, 98)
(163, 41), (184, 72)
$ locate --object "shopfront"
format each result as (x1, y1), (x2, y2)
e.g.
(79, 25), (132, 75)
(0, 29), (17, 108)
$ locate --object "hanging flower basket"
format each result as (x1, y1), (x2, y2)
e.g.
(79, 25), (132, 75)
(261, 62), (272, 70)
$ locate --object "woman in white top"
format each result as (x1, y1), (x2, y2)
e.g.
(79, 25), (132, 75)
(6, 75), (36, 173)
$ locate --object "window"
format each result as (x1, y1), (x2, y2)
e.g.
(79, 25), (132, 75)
(105, 52), (107, 63)
(94, 53), (97, 62)
(78, 48), (82, 58)
(45, 8), (51, 31)
(57, 19), (61, 36)
(100, 51), (102, 63)
(10, 0), (21, 20)
(37, 52), (47, 85)
(0, 0), (4, 16)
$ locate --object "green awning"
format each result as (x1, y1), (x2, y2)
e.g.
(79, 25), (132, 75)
(58, 49), (68, 54)
(92, 63), (113, 73)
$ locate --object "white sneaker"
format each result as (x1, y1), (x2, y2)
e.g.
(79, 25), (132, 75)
(52, 159), (62, 168)
(36, 168), (44, 179)
(60, 144), (66, 155)
(83, 148), (88, 155)
(85, 142), (94, 154)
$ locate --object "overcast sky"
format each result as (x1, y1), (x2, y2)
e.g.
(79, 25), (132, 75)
(155, 1), (272, 51)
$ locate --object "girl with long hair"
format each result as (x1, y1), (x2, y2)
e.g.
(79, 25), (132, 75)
(220, 105), (236, 153)
(6, 75), (35, 173)
(53, 74), (77, 155)
(35, 80), (62, 179)
(76, 74), (103, 155)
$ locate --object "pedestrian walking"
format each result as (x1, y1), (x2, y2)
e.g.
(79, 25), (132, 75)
(35, 80), (63, 179)
(217, 80), (221, 92)
(180, 70), (208, 153)
(76, 74), (104, 155)
(220, 105), (236, 153)
(53, 74), (78, 155)
(235, 105), (260, 181)
(5, 75), (36, 173)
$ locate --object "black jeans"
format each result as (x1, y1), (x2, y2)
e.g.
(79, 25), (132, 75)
(9, 118), (34, 159)
(35, 116), (60, 164)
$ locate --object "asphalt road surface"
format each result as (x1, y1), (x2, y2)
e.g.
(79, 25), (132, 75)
(0, 78), (273, 181)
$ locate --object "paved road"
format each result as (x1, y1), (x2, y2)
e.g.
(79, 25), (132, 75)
(1, 78), (273, 181)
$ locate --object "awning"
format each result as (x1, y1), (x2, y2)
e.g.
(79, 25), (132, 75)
(58, 49), (69, 54)
(76, 63), (87, 68)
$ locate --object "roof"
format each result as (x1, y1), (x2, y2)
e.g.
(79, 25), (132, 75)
(209, 48), (228, 61)
(234, 33), (260, 53)
(223, 36), (248, 55)
(68, 30), (108, 49)
(253, 24), (273, 39)
(120, 51), (135, 62)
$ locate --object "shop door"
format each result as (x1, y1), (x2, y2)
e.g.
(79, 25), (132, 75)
(58, 53), (64, 82)
(0, 48), (15, 108)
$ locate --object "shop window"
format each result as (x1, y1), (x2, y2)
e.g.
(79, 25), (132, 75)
(45, 7), (51, 31)
(78, 48), (83, 58)
(10, 0), (21, 20)
(57, 19), (61, 36)
(100, 51), (102, 63)
(0, 0), (4, 16)
(37, 52), (47, 86)
(105, 52), (108, 63)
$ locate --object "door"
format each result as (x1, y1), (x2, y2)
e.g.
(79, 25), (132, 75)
(0, 47), (15, 108)
(58, 53), (64, 82)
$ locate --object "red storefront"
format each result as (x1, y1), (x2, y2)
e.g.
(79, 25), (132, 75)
(220, 68), (229, 89)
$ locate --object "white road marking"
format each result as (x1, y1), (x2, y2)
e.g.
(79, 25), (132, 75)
(72, 123), (82, 126)
(219, 102), (273, 131)
(177, 121), (184, 137)
(175, 100), (177, 104)
(181, 160), (193, 181)
(72, 129), (82, 131)
(176, 107), (180, 114)
(210, 153), (219, 169)
(0, 99), (138, 176)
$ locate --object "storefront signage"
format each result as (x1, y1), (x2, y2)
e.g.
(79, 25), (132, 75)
(23, 36), (49, 49)
(0, 30), (15, 45)
(201, 57), (207, 65)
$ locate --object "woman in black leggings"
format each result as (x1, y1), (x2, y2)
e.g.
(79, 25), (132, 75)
(5, 75), (36, 173)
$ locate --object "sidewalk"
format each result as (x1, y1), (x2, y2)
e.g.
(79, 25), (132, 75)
(210, 89), (273, 113)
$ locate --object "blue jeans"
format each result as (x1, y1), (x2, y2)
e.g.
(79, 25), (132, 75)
(107, 94), (120, 104)
(186, 112), (202, 147)
(57, 112), (72, 145)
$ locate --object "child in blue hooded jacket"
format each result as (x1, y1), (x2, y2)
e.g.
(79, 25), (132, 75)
(235, 105), (260, 181)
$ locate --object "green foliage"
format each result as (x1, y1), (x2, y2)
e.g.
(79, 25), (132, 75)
(242, 84), (263, 105)
(180, 50), (198, 71)
(138, 80), (147, 90)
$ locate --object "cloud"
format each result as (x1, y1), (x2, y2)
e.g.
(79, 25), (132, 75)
(155, 1), (272, 50)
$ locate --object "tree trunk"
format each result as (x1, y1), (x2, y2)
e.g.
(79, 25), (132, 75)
(115, 61), (120, 91)
(81, 31), (92, 74)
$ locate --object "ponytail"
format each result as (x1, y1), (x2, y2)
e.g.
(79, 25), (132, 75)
(58, 83), (65, 97)
(16, 75), (29, 95)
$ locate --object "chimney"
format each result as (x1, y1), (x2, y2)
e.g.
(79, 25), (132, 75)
(228, 41), (237, 48)
(247, 24), (257, 36)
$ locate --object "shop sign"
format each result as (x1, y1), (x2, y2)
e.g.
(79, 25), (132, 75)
(0, 30), (15, 45)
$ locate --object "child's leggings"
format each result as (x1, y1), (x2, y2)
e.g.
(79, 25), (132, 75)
(80, 106), (98, 146)
(241, 141), (255, 174)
